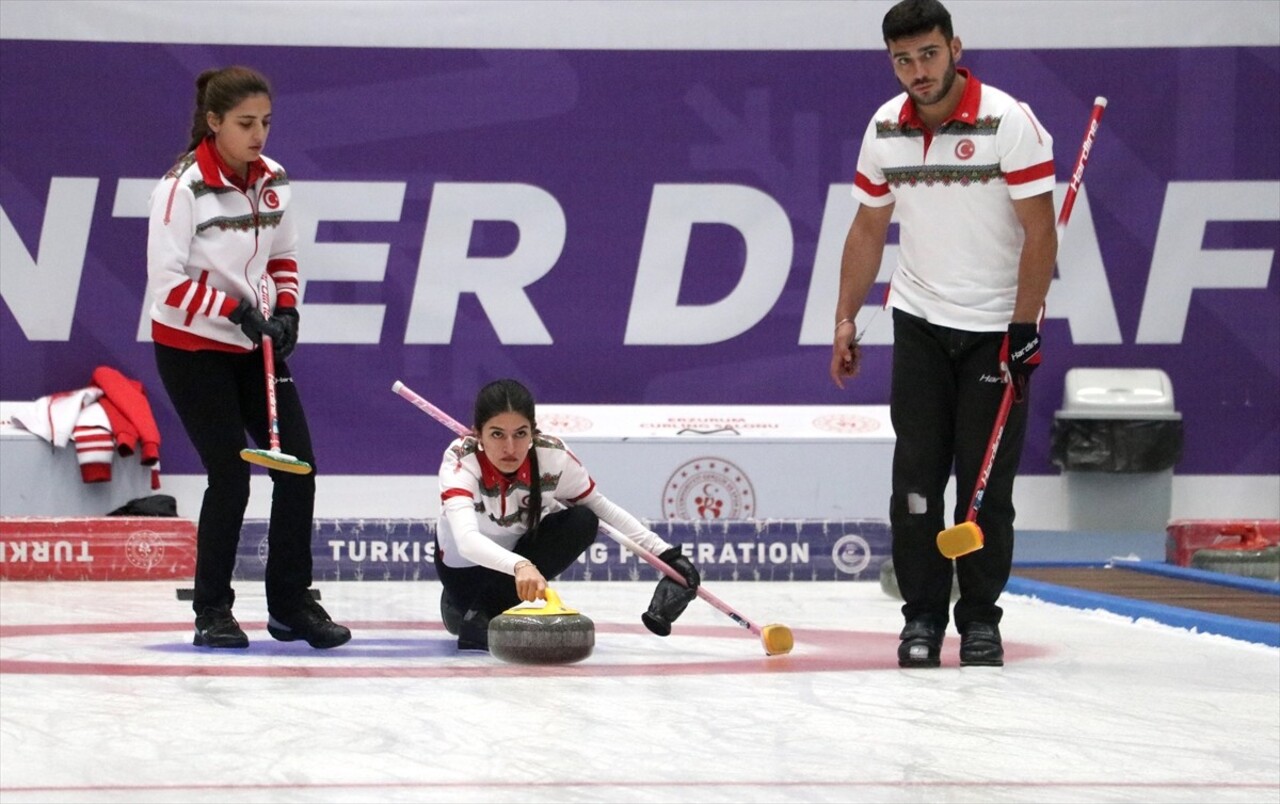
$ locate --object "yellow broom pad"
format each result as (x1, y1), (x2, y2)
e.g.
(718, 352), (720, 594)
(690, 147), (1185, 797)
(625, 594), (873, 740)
(240, 448), (313, 475)
(760, 624), (795, 656)
(937, 521), (984, 559)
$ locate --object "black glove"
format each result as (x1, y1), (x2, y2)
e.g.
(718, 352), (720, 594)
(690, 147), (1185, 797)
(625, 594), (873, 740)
(641, 547), (701, 637)
(229, 299), (284, 346)
(271, 307), (299, 359)
(1000, 322), (1041, 402)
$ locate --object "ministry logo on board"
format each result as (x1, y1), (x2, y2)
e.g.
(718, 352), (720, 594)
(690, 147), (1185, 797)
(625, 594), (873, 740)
(812, 413), (882, 434)
(539, 412), (593, 434)
(125, 530), (164, 570)
(662, 457), (755, 520)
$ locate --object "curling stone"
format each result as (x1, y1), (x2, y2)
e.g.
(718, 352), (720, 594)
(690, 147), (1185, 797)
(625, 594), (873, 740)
(1190, 545), (1280, 582)
(489, 588), (594, 665)
(879, 558), (960, 601)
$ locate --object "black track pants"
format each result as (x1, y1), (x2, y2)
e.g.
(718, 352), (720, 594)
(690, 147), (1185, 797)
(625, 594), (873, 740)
(155, 344), (316, 615)
(435, 506), (600, 618)
(888, 309), (1028, 631)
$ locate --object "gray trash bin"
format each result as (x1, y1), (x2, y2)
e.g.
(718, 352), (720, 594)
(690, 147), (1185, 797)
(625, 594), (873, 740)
(1050, 368), (1183, 532)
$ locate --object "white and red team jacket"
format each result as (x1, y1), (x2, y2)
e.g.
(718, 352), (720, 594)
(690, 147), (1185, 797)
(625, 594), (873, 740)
(146, 137), (300, 351)
(851, 68), (1056, 332)
(437, 434), (675, 574)
(11, 366), (162, 488)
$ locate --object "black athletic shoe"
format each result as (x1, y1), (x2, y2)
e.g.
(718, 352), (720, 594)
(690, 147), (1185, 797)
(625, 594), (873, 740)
(267, 595), (352, 649)
(440, 589), (463, 636)
(193, 605), (249, 649)
(898, 617), (944, 668)
(960, 622), (1004, 667)
(457, 609), (490, 651)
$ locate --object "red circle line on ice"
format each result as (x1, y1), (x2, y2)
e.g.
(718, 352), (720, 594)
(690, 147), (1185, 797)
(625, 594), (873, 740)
(0, 621), (1047, 677)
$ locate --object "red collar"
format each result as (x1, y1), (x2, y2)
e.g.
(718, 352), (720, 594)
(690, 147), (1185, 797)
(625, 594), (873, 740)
(194, 137), (270, 190)
(897, 67), (982, 130)
(477, 449), (532, 491)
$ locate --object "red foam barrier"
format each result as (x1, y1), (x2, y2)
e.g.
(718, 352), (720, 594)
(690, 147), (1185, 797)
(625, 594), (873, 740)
(1165, 519), (1280, 567)
(0, 517), (196, 580)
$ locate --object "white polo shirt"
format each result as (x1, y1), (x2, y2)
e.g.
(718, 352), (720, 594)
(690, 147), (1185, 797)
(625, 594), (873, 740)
(851, 69), (1055, 331)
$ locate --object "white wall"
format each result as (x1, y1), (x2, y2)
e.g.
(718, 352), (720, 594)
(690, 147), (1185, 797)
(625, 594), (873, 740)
(3, 0), (1277, 49)
(151, 472), (1280, 530)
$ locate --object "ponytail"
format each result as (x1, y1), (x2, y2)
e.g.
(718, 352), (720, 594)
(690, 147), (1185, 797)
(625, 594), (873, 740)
(526, 439), (543, 539)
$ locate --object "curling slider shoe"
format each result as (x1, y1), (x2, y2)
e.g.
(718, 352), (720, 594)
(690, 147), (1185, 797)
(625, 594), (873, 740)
(488, 588), (594, 665)
(240, 447), (312, 475)
(937, 521), (984, 559)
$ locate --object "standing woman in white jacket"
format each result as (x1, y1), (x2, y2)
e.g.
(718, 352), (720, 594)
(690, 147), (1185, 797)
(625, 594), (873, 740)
(147, 66), (349, 651)
(436, 378), (702, 651)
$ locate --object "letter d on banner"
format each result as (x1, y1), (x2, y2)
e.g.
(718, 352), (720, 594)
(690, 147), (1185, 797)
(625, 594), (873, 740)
(625, 184), (792, 345)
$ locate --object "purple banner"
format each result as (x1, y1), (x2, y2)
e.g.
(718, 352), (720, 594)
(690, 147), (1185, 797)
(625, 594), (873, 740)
(1, 43), (1276, 477)
(229, 519), (891, 583)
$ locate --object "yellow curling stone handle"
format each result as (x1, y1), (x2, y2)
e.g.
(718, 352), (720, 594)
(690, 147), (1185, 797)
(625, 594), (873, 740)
(501, 587), (579, 617)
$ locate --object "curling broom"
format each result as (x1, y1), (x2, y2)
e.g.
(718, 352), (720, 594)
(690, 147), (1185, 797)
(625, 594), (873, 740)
(937, 97), (1108, 559)
(240, 272), (311, 475)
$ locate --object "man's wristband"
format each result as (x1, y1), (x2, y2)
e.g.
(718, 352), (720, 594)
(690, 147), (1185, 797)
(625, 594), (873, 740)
(513, 560), (533, 573)
(835, 317), (856, 332)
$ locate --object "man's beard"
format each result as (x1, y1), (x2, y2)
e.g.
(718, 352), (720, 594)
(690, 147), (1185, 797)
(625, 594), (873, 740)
(904, 55), (958, 108)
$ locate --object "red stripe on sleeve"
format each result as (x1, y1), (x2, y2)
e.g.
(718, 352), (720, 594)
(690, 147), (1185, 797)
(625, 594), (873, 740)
(1005, 160), (1054, 186)
(164, 282), (192, 307)
(441, 488), (474, 502)
(201, 290), (218, 317)
(854, 171), (891, 197)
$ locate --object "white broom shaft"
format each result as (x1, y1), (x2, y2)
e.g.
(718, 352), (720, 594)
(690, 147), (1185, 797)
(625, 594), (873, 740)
(391, 380), (767, 637)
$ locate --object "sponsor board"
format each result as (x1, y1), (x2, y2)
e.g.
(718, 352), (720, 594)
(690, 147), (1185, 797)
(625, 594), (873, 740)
(0, 517), (196, 580)
(230, 518), (891, 583)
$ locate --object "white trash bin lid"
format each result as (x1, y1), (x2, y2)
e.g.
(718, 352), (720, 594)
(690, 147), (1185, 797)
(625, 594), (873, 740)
(1057, 368), (1181, 420)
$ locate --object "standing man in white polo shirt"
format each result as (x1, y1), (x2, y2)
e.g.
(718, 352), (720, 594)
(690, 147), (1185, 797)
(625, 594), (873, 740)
(829, 0), (1057, 668)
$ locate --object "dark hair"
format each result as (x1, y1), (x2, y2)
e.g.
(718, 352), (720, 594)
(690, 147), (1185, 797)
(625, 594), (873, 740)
(183, 66), (272, 156)
(882, 0), (953, 43)
(473, 379), (543, 537)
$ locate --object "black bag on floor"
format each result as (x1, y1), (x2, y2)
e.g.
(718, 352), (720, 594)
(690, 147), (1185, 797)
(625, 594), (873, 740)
(108, 494), (178, 517)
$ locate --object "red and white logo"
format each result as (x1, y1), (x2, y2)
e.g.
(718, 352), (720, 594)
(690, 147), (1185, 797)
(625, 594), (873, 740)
(262, 189), (280, 209)
(812, 413), (882, 434)
(539, 413), (593, 434)
(954, 139), (975, 160)
(125, 531), (164, 571)
(662, 457), (755, 520)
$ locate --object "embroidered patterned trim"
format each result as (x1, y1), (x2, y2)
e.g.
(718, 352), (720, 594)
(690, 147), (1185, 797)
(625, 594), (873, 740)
(875, 121), (921, 138)
(190, 181), (239, 200)
(164, 153), (198, 180)
(478, 471), (563, 499)
(877, 114), (1002, 138)
(450, 440), (479, 460)
(883, 163), (1004, 187)
(194, 211), (285, 235)
(258, 210), (285, 228)
(948, 114), (1001, 132)
(488, 510), (527, 528)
